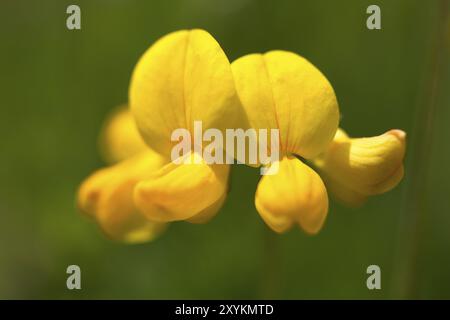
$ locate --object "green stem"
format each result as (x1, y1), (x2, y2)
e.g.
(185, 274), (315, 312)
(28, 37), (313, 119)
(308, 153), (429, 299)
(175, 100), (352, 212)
(262, 228), (281, 299)
(391, 0), (449, 299)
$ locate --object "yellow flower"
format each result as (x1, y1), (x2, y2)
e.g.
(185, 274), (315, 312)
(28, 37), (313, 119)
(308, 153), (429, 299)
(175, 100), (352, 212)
(78, 28), (407, 242)
(232, 51), (406, 234)
(129, 29), (243, 223)
(78, 106), (168, 243)
(79, 29), (242, 241)
(312, 128), (406, 207)
(232, 51), (340, 234)
(98, 106), (148, 163)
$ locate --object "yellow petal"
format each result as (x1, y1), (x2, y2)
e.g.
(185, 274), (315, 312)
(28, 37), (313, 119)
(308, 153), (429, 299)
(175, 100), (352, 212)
(77, 151), (167, 243)
(232, 51), (339, 159)
(134, 152), (230, 222)
(320, 176), (368, 207)
(130, 29), (245, 157)
(99, 106), (148, 164)
(255, 156), (328, 234)
(187, 193), (227, 224)
(313, 128), (406, 205)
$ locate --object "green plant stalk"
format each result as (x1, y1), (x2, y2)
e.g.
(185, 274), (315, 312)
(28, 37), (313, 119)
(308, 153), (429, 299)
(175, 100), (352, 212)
(262, 228), (281, 299)
(391, 0), (449, 299)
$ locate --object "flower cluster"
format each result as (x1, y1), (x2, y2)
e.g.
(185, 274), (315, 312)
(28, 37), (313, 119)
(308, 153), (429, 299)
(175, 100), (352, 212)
(77, 29), (406, 243)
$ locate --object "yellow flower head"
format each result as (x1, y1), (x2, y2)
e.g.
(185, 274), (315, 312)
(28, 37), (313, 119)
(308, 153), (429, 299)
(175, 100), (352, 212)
(232, 51), (405, 234)
(128, 29), (244, 223)
(78, 106), (167, 243)
(312, 128), (406, 207)
(78, 29), (407, 242)
(78, 29), (244, 242)
(232, 51), (339, 233)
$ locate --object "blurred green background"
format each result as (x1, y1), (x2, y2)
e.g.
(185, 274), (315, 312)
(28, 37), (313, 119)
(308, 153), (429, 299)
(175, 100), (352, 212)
(0, 0), (449, 299)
